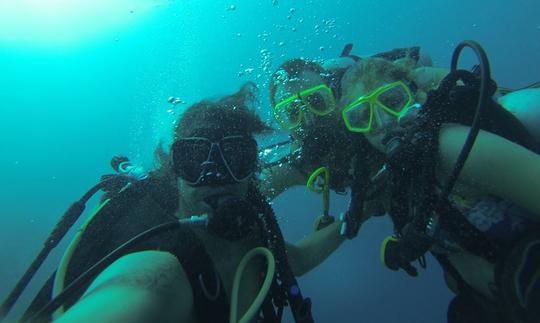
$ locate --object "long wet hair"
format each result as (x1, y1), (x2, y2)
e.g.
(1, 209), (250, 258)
(269, 58), (326, 107)
(339, 57), (414, 105)
(154, 82), (273, 181)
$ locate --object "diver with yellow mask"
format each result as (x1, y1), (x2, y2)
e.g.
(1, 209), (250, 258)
(262, 41), (540, 323)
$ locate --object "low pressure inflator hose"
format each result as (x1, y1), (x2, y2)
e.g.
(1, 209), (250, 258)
(230, 247), (276, 323)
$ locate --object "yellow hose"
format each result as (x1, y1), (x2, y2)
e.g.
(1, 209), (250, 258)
(52, 198), (111, 319)
(230, 247), (275, 323)
(306, 166), (330, 216)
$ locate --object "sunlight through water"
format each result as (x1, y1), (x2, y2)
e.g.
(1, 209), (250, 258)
(0, 0), (167, 47)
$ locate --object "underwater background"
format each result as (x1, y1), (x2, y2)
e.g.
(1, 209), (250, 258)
(1, 0), (539, 322)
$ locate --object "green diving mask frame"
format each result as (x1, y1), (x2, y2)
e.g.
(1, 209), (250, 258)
(273, 84), (336, 130)
(341, 81), (414, 133)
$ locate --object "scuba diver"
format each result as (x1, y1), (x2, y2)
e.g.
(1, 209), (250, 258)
(262, 41), (540, 323)
(262, 44), (443, 200)
(1, 82), (349, 323)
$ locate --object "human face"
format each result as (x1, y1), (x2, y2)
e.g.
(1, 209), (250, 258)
(273, 71), (337, 131)
(173, 129), (256, 217)
(172, 135), (257, 185)
(342, 80), (417, 152)
(178, 177), (250, 216)
(342, 81), (414, 134)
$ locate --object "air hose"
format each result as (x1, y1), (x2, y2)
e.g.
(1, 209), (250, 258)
(230, 247), (276, 323)
(307, 167), (335, 230)
(440, 40), (492, 199)
(307, 167), (330, 216)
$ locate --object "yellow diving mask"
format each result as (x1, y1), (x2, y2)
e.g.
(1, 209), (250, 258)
(341, 81), (414, 133)
(273, 84), (336, 130)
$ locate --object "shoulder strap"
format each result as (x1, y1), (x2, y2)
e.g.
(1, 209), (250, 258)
(170, 226), (230, 323)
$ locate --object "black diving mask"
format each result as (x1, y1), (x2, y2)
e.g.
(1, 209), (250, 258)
(172, 135), (258, 186)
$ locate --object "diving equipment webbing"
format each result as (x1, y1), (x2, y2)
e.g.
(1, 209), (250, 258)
(382, 40), (502, 274)
(250, 187), (315, 323)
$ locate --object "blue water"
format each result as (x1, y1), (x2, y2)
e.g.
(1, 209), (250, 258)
(1, 0), (539, 322)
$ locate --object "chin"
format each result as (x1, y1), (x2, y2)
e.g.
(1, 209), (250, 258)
(197, 201), (213, 214)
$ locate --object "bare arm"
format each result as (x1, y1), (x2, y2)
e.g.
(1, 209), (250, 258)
(258, 160), (307, 200)
(56, 251), (194, 323)
(438, 124), (540, 220)
(411, 66), (450, 91)
(285, 221), (349, 277)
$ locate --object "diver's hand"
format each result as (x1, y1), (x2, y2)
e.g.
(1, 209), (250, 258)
(381, 237), (419, 277)
(381, 223), (434, 277)
(425, 68), (497, 122)
(450, 65), (498, 106)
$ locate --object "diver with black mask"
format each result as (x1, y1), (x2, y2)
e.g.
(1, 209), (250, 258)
(171, 129), (260, 241)
(6, 82), (349, 323)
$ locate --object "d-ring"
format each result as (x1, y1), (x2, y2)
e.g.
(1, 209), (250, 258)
(198, 271), (221, 301)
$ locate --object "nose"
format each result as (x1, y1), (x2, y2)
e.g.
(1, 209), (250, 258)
(199, 160), (228, 185)
(198, 145), (230, 184)
(373, 106), (395, 129)
(303, 111), (318, 127)
(201, 160), (223, 176)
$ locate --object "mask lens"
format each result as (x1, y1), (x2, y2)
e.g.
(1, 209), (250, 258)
(220, 137), (257, 180)
(304, 87), (334, 115)
(343, 101), (372, 132)
(377, 83), (412, 115)
(172, 139), (211, 182)
(275, 99), (303, 129)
